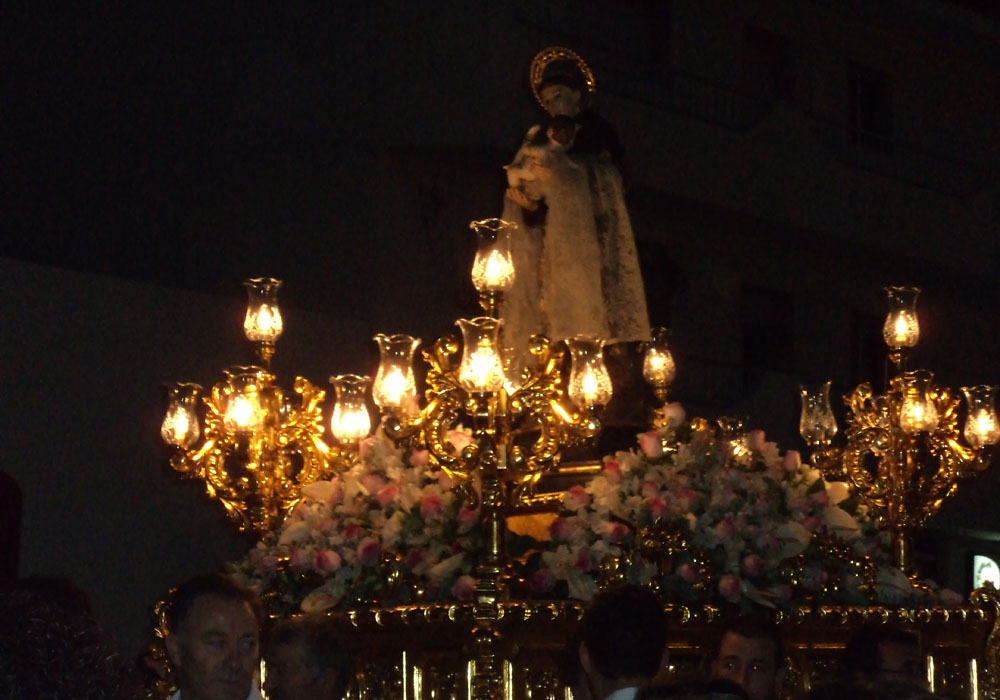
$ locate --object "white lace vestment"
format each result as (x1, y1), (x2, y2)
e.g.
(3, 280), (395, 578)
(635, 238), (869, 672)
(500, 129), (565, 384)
(501, 128), (650, 361)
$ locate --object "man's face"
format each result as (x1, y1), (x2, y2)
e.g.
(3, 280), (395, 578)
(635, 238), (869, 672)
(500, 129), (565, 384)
(540, 84), (582, 117)
(265, 641), (330, 700)
(712, 632), (783, 700)
(165, 595), (260, 700)
(877, 640), (925, 686)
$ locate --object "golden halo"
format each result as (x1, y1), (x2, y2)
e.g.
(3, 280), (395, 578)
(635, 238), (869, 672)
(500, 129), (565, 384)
(529, 46), (596, 108)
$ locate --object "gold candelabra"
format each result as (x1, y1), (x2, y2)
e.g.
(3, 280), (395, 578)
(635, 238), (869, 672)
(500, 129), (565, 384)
(160, 218), (674, 699)
(799, 286), (999, 574)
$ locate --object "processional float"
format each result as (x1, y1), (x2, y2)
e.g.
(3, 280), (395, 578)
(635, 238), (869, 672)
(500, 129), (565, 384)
(155, 212), (1000, 700)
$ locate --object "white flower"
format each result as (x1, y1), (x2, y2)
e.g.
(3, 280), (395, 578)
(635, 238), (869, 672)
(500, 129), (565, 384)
(774, 522), (812, 559)
(278, 520), (313, 546)
(567, 572), (598, 601)
(824, 480), (851, 505)
(822, 506), (861, 540)
(300, 581), (343, 613)
(427, 552), (466, 585)
(301, 480), (337, 503)
(876, 566), (915, 604)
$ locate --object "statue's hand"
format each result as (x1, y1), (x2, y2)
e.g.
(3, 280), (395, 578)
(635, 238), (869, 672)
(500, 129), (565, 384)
(505, 187), (540, 212)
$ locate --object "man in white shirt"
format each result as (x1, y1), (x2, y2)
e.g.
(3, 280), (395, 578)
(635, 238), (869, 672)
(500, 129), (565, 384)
(164, 573), (264, 700)
(577, 585), (669, 700)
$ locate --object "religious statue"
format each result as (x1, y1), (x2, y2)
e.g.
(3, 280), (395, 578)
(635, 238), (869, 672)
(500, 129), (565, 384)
(501, 47), (650, 365)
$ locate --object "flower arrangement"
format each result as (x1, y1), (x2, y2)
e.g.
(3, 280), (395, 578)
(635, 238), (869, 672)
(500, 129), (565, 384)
(231, 429), (482, 615)
(512, 405), (954, 609)
(232, 404), (958, 614)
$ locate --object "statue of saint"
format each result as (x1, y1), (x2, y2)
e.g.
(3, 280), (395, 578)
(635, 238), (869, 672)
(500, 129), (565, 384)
(501, 47), (650, 364)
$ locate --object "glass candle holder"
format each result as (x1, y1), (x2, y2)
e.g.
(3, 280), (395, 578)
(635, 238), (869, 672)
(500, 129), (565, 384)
(457, 317), (506, 393)
(883, 286), (920, 349)
(642, 327), (676, 399)
(962, 385), (1000, 448)
(799, 381), (838, 447)
(567, 335), (613, 408)
(470, 219), (516, 293)
(161, 382), (202, 448)
(222, 367), (268, 433)
(330, 374), (372, 442)
(898, 370), (939, 433)
(243, 277), (284, 343)
(373, 334), (420, 415)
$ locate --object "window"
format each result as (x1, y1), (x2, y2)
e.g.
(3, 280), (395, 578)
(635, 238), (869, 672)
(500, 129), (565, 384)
(848, 61), (893, 153)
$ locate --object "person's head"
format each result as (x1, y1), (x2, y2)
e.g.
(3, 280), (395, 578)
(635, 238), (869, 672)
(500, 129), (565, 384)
(842, 624), (924, 687)
(579, 585), (669, 698)
(710, 615), (785, 700)
(264, 617), (352, 700)
(0, 583), (134, 699)
(164, 573), (263, 700)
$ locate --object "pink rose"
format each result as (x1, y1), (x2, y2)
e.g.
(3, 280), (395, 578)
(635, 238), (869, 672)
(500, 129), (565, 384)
(375, 484), (400, 507)
(409, 448), (430, 467)
(289, 547), (312, 574)
(403, 548), (427, 569)
(420, 494), (443, 519)
(549, 517), (573, 542)
(677, 563), (701, 584)
(356, 537), (381, 566)
(747, 429), (766, 452)
(563, 485), (591, 511)
(602, 458), (622, 484)
(741, 554), (765, 577)
(361, 473), (385, 494)
(574, 548), (594, 572)
(638, 431), (664, 458)
(313, 549), (342, 576)
(718, 574), (742, 603)
(782, 450), (802, 471)
(451, 575), (476, 601)
(641, 481), (659, 499)
(526, 568), (556, 594)
(438, 472), (454, 490)
(648, 497), (667, 519)
(457, 506), (478, 526)
(457, 506), (479, 530)
(600, 521), (629, 543)
(447, 428), (473, 452)
(342, 523), (364, 542)
(676, 487), (698, 509)
(318, 518), (338, 536)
